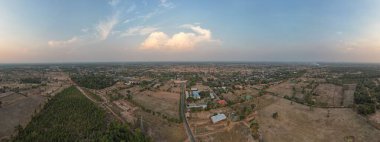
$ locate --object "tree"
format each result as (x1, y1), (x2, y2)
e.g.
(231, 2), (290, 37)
(272, 112), (278, 119)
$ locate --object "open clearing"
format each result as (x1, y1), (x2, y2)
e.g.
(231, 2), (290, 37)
(132, 91), (180, 119)
(315, 84), (343, 106)
(137, 110), (186, 142)
(257, 95), (380, 142)
(196, 122), (255, 142)
(0, 93), (46, 140)
(266, 81), (294, 97)
(342, 84), (356, 107)
(0, 85), (68, 140)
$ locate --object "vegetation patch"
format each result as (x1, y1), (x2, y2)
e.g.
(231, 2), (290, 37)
(13, 86), (148, 142)
(72, 74), (116, 89)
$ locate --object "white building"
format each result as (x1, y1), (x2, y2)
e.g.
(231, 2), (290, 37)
(209, 92), (215, 99)
(211, 113), (227, 124)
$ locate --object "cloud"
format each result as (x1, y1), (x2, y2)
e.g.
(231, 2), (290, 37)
(140, 32), (169, 49)
(140, 24), (220, 50)
(139, 10), (160, 21)
(96, 15), (118, 40)
(48, 36), (81, 47)
(108, 0), (120, 7)
(159, 0), (175, 8)
(126, 4), (136, 13)
(121, 26), (158, 36)
(123, 18), (134, 24)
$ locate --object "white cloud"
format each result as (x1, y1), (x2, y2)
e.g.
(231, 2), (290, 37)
(126, 4), (136, 13)
(81, 28), (89, 33)
(159, 0), (175, 8)
(121, 26), (158, 36)
(48, 36), (81, 47)
(140, 24), (219, 50)
(96, 15), (118, 40)
(123, 19), (133, 24)
(140, 32), (169, 49)
(108, 0), (120, 7)
(139, 10), (159, 21)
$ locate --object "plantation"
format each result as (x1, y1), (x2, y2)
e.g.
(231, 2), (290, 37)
(13, 86), (148, 142)
(71, 74), (116, 89)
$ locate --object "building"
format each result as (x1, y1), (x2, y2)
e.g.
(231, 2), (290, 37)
(191, 88), (198, 91)
(187, 103), (207, 109)
(211, 113), (227, 124)
(209, 92), (215, 99)
(192, 91), (201, 99)
(217, 100), (227, 106)
(185, 91), (189, 99)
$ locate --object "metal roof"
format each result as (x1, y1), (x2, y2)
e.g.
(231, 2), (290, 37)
(211, 113), (227, 124)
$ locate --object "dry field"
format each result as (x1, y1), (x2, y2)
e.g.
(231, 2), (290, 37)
(342, 84), (356, 107)
(266, 81), (295, 97)
(221, 92), (239, 103)
(188, 107), (254, 142)
(315, 84), (343, 106)
(137, 111), (186, 142)
(0, 93), (46, 140)
(196, 122), (255, 142)
(256, 95), (380, 142)
(234, 89), (260, 97)
(132, 91), (180, 119)
(0, 84), (68, 140)
(369, 111), (380, 129)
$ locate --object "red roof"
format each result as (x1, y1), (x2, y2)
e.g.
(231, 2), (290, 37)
(217, 100), (227, 105)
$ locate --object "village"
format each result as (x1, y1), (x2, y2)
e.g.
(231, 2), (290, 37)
(1, 63), (380, 142)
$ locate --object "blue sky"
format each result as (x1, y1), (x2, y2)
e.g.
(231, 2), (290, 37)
(1, 0), (380, 63)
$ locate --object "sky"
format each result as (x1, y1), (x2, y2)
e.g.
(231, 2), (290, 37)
(1, 0), (380, 63)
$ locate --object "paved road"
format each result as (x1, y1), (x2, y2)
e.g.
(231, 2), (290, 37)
(180, 83), (196, 142)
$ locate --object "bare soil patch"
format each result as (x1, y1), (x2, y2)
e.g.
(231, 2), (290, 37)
(133, 91), (180, 119)
(315, 84), (343, 106)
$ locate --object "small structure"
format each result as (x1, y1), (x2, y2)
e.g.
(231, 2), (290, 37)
(243, 95), (253, 101)
(209, 92), (215, 99)
(217, 100), (227, 106)
(187, 103), (207, 109)
(192, 91), (201, 99)
(185, 91), (189, 99)
(211, 113), (227, 124)
(185, 112), (191, 118)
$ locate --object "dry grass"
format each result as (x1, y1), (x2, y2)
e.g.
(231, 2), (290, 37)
(132, 91), (180, 119)
(315, 84), (343, 106)
(256, 95), (380, 142)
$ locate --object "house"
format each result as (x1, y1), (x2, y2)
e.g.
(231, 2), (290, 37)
(192, 91), (201, 99)
(187, 103), (207, 109)
(185, 91), (189, 99)
(209, 92), (215, 99)
(217, 100), (227, 106)
(211, 113), (227, 124)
